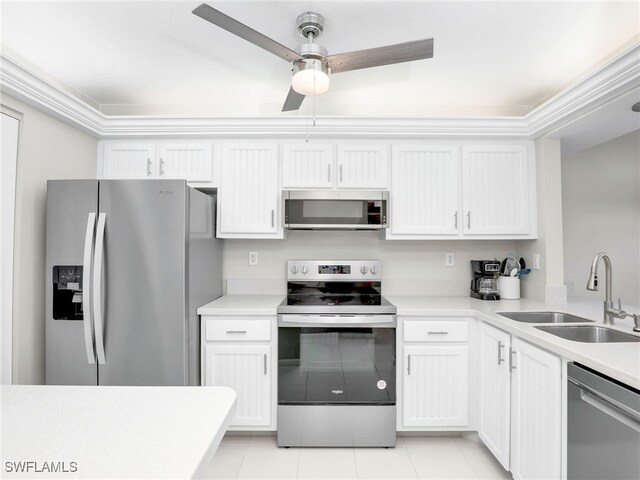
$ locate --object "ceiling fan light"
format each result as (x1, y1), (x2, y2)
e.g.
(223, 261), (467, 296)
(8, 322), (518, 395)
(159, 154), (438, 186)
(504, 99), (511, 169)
(292, 59), (329, 96)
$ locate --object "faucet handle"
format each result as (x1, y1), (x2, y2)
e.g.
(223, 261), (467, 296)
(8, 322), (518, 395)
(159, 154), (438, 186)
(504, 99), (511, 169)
(618, 298), (623, 311)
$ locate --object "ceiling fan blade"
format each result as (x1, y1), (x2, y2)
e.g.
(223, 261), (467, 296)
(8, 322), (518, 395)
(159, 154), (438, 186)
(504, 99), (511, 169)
(192, 4), (303, 63)
(327, 38), (434, 74)
(282, 87), (305, 112)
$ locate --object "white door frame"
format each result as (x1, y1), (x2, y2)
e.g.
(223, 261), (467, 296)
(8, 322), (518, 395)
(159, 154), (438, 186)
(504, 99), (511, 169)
(1, 108), (21, 385)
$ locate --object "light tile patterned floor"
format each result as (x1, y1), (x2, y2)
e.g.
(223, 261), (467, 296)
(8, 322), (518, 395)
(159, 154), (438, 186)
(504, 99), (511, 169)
(202, 435), (513, 480)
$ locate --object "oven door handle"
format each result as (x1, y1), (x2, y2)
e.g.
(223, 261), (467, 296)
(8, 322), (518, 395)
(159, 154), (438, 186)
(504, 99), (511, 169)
(279, 314), (396, 326)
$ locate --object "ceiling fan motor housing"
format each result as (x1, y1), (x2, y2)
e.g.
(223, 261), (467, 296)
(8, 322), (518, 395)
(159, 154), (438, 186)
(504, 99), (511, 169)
(297, 12), (324, 39)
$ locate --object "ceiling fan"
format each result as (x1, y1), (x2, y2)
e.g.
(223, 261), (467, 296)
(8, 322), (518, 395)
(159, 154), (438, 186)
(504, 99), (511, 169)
(192, 3), (434, 112)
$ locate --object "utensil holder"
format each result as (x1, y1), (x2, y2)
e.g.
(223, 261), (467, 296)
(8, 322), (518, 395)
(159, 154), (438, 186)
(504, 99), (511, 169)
(498, 276), (520, 300)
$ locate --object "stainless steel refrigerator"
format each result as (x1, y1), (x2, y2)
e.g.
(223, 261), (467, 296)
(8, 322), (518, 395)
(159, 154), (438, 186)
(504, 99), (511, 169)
(45, 179), (222, 386)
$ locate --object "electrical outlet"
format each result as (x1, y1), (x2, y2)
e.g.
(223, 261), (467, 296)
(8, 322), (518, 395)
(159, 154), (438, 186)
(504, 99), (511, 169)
(248, 251), (258, 266)
(446, 253), (455, 267)
(533, 253), (540, 270)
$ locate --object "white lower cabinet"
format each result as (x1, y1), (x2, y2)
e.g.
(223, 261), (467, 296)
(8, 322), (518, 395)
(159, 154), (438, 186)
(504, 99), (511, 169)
(400, 317), (472, 429)
(510, 337), (562, 480)
(478, 322), (561, 479)
(403, 345), (468, 427)
(201, 316), (275, 430)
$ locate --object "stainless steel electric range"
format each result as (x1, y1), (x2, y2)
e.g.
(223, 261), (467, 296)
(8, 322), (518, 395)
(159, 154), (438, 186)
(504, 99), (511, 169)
(276, 260), (397, 447)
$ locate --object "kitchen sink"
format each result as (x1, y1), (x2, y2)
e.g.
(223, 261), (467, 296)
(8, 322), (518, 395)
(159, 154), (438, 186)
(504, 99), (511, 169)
(498, 311), (594, 324)
(535, 325), (640, 343)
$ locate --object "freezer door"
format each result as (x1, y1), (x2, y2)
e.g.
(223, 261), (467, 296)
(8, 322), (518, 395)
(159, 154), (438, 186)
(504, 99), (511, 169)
(97, 180), (188, 385)
(46, 180), (99, 385)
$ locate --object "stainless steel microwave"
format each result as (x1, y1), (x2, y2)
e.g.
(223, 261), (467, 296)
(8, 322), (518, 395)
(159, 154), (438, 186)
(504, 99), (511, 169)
(282, 190), (389, 230)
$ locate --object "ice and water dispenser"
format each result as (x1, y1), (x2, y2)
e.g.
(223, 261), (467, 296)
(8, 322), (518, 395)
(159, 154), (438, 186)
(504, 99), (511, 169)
(52, 265), (83, 320)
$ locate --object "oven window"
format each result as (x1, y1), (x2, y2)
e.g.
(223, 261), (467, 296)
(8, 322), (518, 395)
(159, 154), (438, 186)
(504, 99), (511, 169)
(278, 327), (396, 405)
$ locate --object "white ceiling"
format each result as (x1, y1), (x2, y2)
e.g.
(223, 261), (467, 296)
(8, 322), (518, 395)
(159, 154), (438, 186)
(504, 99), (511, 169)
(1, 1), (639, 117)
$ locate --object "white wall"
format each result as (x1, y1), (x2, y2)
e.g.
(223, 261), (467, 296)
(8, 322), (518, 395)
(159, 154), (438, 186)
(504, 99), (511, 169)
(562, 130), (640, 306)
(516, 137), (567, 303)
(1, 94), (97, 384)
(222, 231), (516, 296)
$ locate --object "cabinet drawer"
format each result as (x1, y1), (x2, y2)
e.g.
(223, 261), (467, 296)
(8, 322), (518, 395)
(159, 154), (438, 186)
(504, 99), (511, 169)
(205, 319), (271, 342)
(403, 320), (468, 342)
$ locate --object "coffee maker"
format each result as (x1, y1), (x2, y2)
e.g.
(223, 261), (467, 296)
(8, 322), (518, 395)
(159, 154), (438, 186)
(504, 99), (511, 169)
(470, 260), (501, 300)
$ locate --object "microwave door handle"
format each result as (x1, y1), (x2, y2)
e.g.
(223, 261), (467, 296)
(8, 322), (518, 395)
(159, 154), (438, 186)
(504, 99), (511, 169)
(82, 213), (97, 364)
(92, 213), (107, 365)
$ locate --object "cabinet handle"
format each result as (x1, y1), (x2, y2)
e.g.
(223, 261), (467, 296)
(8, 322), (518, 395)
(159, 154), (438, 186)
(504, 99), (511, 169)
(271, 209), (275, 228)
(339, 164), (343, 182)
(264, 354), (268, 375)
(225, 330), (247, 334)
(160, 158), (164, 176)
(327, 164), (331, 182)
(427, 331), (448, 335)
(146, 158), (152, 176)
(454, 211), (458, 229)
(509, 347), (516, 372)
(497, 341), (505, 365)
(407, 355), (411, 375)
(467, 211), (471, 229)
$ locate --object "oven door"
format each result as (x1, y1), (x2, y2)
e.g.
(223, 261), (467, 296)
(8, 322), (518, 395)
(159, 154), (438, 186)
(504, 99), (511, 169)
(283, 191), (388, 230)
(278, 315), (396, 406)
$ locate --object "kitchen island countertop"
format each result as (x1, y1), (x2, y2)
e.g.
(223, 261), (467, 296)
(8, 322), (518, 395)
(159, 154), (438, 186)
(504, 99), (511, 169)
(0, 385), (236, 479)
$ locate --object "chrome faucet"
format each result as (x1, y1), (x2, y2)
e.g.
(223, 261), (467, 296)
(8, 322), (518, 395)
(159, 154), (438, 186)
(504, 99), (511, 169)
(587, 252), (640, 331)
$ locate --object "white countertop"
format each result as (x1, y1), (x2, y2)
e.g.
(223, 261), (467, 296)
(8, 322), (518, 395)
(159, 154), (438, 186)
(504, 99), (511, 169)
(198, 295), (284, 315)
(0, 386), (236, 479)
(198, 294), (640, 389)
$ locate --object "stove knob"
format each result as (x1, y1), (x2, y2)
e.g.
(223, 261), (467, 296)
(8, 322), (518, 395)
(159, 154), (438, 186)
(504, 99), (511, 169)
(302, 266), (309, 274)
(360, 266), (369, 274)
(370, 265), (378, 275)
(291, 265), (299, 274)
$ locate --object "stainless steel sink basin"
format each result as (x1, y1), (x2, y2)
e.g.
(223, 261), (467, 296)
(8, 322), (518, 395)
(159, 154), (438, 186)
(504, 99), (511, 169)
(535, 325), (640, 343)
(498, 311), (594, 324)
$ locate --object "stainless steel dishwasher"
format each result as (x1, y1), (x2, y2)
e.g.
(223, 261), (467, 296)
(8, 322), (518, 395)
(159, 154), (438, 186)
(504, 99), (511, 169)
(567, 363), (640, 480)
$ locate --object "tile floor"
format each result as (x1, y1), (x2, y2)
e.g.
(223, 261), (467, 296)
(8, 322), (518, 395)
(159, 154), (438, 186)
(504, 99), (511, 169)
(202, 434), (513, 479)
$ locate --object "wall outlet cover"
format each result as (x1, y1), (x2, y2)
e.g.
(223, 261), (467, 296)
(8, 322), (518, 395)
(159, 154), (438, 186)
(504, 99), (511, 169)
(446, 253), (455, 267)
(533, 253), (540, 270)
(248, 251), (258, 266)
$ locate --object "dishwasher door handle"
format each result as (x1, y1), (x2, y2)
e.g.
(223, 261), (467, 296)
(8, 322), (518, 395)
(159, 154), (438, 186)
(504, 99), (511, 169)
(579, 388), (640, 433)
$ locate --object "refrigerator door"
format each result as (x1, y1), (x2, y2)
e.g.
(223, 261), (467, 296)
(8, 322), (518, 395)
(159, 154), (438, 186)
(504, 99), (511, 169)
(46, 180), (99, 385)
(97, 180), (188, 385)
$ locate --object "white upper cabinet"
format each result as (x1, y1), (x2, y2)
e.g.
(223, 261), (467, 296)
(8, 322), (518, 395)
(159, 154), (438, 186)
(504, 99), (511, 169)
(462, 145), (530, 235)
(281, 143), (389, 190)
(336, 144), (389, 189)
(390, 145), (460, 235)
(101, 141), (218, 184)
(281, 144), (334, 189)
(157, 143), (214, 183)
(218, 143), (281, 238)
(102, 143), (156, 179)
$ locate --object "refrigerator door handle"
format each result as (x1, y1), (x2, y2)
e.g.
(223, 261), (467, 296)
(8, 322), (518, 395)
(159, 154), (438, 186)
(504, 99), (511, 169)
(82, 213), (97, 364)
(93, 213), (107, 365)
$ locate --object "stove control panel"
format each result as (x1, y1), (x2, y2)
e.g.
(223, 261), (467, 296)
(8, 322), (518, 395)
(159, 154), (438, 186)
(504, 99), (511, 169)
(287, 260), (382, 281)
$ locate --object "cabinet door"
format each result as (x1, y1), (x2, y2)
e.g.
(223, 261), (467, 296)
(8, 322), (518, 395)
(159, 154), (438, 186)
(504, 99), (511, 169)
(158, 143), (213, 182)
(403, 345), (468, 427)
(102, 143), (156, 179)
(219, 143), (280, 236)
(204, 344), (271, 427)
(337, 144), (389, 189)
(478, 323), (511, 470)
(282, 144), (334, 188)
(462, 145), (530, 235)
(510, 338), (561, 480)
(390, 145), (460, 235)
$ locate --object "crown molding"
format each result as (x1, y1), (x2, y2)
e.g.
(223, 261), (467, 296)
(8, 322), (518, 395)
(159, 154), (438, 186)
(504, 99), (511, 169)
(1, 42), (638, 139)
